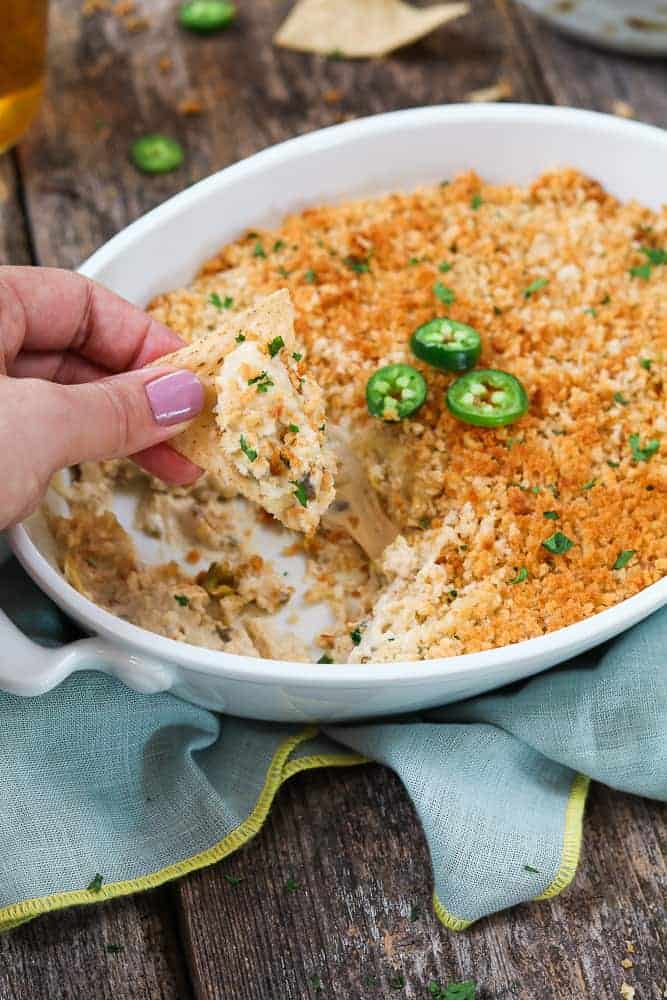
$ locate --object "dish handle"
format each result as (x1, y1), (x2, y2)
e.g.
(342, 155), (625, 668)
(0, 608), (175, 697)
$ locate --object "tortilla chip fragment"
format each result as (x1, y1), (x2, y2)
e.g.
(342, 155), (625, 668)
(465, 79), (513, 103)
(275, 0), (469, 58)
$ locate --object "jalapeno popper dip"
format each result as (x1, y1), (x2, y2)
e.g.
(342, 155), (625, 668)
(51, 169), (667, 663)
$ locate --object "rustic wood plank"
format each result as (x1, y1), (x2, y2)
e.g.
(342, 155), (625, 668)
(508, 3), (667, 126)
(0, 154), (32, 265)
(0, 888), (194, 1000)
(18, 0), (544, 269)
(176, 767), (666, 999)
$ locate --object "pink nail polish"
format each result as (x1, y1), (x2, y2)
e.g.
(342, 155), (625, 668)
(145, 371), (204, 427)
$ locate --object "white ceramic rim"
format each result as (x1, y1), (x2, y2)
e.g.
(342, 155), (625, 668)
(9, 103), (667, 688)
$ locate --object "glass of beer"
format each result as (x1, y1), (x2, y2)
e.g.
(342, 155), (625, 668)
(0, 1), (49, 154)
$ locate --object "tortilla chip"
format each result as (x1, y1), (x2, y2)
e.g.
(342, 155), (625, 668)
(274, 0), (469, 58)
(158, 290), (296, 476)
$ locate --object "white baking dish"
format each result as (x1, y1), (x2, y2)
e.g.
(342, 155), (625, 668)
(4, 104), (667, 721)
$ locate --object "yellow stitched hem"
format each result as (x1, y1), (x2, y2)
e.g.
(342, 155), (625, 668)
(432, 772), (590, 932)
(535, 773), (590, 900)
(0, 724), (322, 932)
(282, 752), (367, 780)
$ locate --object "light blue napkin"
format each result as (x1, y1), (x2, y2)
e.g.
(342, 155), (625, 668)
(1, 552), (665, 933)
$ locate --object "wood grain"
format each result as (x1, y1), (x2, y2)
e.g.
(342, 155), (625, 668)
(2, 1), (666, 998)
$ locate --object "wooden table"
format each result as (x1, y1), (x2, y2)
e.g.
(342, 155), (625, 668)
(1, 2), (666, 997)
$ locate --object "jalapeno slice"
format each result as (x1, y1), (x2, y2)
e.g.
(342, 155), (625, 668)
(410, 318), (481, 372)
(446, 368), (528, 427)
(366, 363), (427, 421)
(179, 0), (236, 32)
(130, 135), (184, 174)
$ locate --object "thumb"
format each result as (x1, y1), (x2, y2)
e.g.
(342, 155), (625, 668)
(51, 367), (205, 468)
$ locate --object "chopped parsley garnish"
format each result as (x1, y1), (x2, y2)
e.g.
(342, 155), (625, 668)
(581, 478), (597, 490)
(344, 254), (371, 274)
(305, 268), (317, 284)
(629, 433), (659, 462)
(509, 567), (528, 585)
(601, 293), (611, 304)
(87, 874), (104, 893)
(273, 239), (285, 252)
(543, 510), (559, 520)
(253, 240), (267, 258)
(248, 371), (274, 393)
(240, 435), (257, 462)
(285, 877), (300, 893)
(629, 263), (652, 281)
(309, 974), (323, 991)
(543, 531), (573, 555)
(277, 266), (291, 278)
(438, 261), (452, 272)
(524, 864), (541, 874)
(639, 357), (653, 371)
(235, 333), (246, 343)
(224, 873), (244, 886)
(292, 481), (309, 507)
(607, 460), (620, 468)
(409, 904), (421, 922)
(429, 981), (476, 1000)
(493, 305), (502, 316)
(292, 351), (303, 362)
(641, 246), (667, 266)
(267, 335), (284, 357)
(350, 628), (362, 645)
(317, 653), (333, 664)
(470, 193), (483, 210)
(614, 391), (629, 405)
(389, 974), (406, 989)
(174, 594), (189, 607)
(105, 944), (124, 954)
(209, 292), (223, 308)
(523, 277), (550, 298)
(613, 549), (636, 570)
(433, 281), (456, 305)
(583, 307), (597, 317)
(288, 423), (299, 433)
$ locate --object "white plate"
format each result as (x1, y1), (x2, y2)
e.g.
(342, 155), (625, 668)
(518, 0), (667, 56)
(5, 104), (667, 721)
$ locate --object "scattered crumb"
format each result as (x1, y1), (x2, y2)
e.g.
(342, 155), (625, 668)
(186, 549), (201, 564)
(626, 941), (636, 954)
(322, 88), (343, 105)
(0, 176), (8, 204)
(611, 100), (636, 119)
(465, 79), (513, 103)
(621, 959), (634, 970)
(82, 0), (110, 14)
(178, 97), (205, 116)
(158, 54), (173, 74)
(123, 14), (150, 31)
(112, 0), (135, 14)
(620, 984), (635, 1000)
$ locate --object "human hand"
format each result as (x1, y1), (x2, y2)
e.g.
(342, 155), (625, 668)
(0, 265), (205, 530)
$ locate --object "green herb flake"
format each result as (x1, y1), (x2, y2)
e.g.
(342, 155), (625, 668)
(601, 293), (611, 305)
(630, 263), (652, 281)
(344, 255), (371, 274)
(583, 307), (597, 317)
(248, 371), (274, 393)
(317, 653), (334, 664)
(493, 305), (502, 316)
(253, 240), (267, 258)
(640, 357), (653, 371)
(267, 335), (284, 357)
(174, 594), (189, 607)
(607, 460), (620, 468)
(288, 424), (299, 434)
(641, 246), (667, 266)
(350, 628), (362, 645)
(409, 904), (421, 922)
(543, 510), (559, 520)
(389, 974), (406, 990)
(438, 261), (452, 272)
(328, 47), (344, 59)
(470, 193), (483, 210)
(240, 435), (257, 462)
(309, 974), (323, 991)
(105, 944), (124, 954)
(305, 268), (317, 284)
(629, 433), (660, 462)
(509, 567), (529, 585)
(235, 333), (246, 343)
(581, 478), (597, 490)
(87, 874), (104, 893)
(449, 589), (458, 599)
(429, 981), (476, 1000)
(433, 281), (456, 305)
(292, 351), (303, 362)
(613, 391), (629, 405)
(292, 481), (309, 508)
(285, 877), (300, 893)
(278, 266), (291, 278)
(524, 864), (541, 874)
(543, 531), (574, 555)
(273, 239), (285, 252)
(523, 277), (550, 298)
(208, 292), (223, 308)
(223, 874), (244, 886)
(408, 257), (421, 266)
(613, 549), (636, 571)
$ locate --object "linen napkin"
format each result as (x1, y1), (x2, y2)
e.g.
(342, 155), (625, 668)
(1, 550), (665, 934)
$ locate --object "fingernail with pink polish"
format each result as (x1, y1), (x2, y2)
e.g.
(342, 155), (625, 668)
(145, 371), (205, 427)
